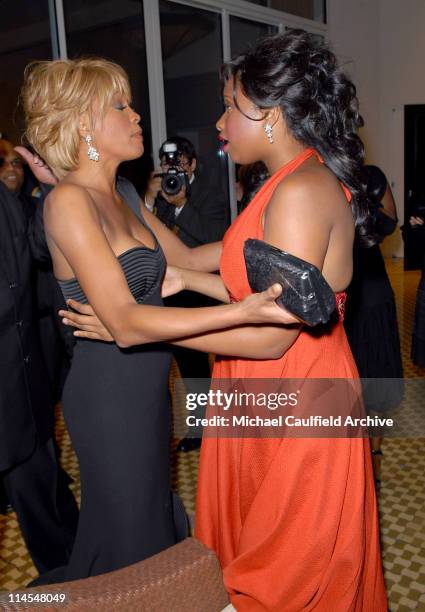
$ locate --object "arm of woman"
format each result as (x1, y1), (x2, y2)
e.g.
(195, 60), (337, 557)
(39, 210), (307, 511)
(373, 183), (398, 238)
(140, 205), (223, 272)
(171, 324), (300, 359)
(62, 173), (340, 359)
(380, 183), (398, 221)
(164, 267), (231, 303)
(172, 173), (338, 356)
(46, 183), (290, 349)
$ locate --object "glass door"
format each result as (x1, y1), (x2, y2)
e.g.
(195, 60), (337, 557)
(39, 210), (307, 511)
(0, 0), (52, 143)
(159, 0), (229, 224)
(63, 0), (152, 193)
(230, 15), (278, 57)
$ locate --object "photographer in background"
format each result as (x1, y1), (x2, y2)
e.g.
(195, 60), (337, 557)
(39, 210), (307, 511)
(143, 136), (229, 451)
(143, 136), (228, 246)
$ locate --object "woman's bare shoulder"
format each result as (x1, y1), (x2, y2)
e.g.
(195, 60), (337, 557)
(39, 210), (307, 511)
(44, 180), (100, 225)
(268, 161), (347, 221)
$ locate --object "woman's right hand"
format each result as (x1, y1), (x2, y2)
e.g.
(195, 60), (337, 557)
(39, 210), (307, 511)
(59, 300), (113, 342)
(240, 284), (302, 326)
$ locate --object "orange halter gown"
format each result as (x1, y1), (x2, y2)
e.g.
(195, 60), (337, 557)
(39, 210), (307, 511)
(195, 149), (387, 611)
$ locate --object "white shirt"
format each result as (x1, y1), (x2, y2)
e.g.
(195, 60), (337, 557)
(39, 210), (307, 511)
(174, 173), (195, 218)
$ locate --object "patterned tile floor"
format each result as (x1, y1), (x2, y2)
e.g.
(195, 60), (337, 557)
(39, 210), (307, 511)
(379, 261), (425, 611)
(0, 259), (424, 612)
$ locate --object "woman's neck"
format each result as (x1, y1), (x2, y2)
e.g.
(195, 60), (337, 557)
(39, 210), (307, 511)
(263, 140), (308, 175)
(66, 159), (119, 196)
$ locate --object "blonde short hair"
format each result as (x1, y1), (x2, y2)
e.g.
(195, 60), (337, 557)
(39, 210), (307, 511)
(21, 57), (131, 179)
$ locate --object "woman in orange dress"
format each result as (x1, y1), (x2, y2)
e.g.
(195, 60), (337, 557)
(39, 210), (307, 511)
(61, 30), (387, 610)
(189, 30), (385, 610)
(195, 146), (387, 610)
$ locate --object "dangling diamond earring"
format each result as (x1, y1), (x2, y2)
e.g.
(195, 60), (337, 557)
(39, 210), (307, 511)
(264, 123), (274, 144)
(85, 135), (100, 162)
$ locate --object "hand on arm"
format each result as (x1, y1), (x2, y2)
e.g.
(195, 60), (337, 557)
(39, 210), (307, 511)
(174, 175), (335, 357)
(15, 147), (58, 186)
(162, 266), (230, 302)
(59, 176), (333, 359)
(48, 184), (298, 349)
(60, 283), (299, 352)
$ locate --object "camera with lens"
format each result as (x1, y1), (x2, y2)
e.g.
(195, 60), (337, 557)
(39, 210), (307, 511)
(155, 142), (191, 197)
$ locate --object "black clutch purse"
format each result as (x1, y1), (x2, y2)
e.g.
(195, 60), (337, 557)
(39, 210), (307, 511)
(243, 238), (336, 326)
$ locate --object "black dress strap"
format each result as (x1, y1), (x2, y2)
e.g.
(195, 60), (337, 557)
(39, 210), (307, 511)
(116, 176), (144, 222)
(116, 176), (159, 247)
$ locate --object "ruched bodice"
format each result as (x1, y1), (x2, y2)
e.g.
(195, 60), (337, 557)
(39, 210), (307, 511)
(58, 243), (166, 306)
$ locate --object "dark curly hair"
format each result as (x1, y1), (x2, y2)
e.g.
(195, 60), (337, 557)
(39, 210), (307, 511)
(159, 136), (196, 163)
(238, 162), (269, 213)
(222, 29), (375, 246)
(364, 165), (387, 203)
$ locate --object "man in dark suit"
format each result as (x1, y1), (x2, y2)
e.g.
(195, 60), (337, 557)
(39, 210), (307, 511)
(0, 180), (78, 577)
(0, 139), (73, 403)
(143, 136), (228, 246)
(144, 137), (229, 450)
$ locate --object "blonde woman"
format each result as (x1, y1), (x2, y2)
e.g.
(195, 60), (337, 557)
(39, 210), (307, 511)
(21, 58), (290, 584)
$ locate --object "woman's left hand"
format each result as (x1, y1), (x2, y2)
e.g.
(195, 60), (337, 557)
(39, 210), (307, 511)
(241, 284), (302, 326)
(59, 300), (112, 342)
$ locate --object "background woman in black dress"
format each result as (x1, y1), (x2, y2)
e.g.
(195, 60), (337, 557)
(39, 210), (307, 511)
(409, 215), (425, 366)
(344, 165), (404, 485)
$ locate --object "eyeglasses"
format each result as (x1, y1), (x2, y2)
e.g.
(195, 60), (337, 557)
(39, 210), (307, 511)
(160, 159), (191, 171)
(0, 157), (23, 169)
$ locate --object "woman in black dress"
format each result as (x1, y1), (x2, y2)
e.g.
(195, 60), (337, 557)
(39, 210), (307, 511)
(21, 57), (291, 584)
(344, 165), (404, 484)
(410, 215), (425, 366)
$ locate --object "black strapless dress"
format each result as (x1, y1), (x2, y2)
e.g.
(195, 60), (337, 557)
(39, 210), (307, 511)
(37, 212), (187, 583)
